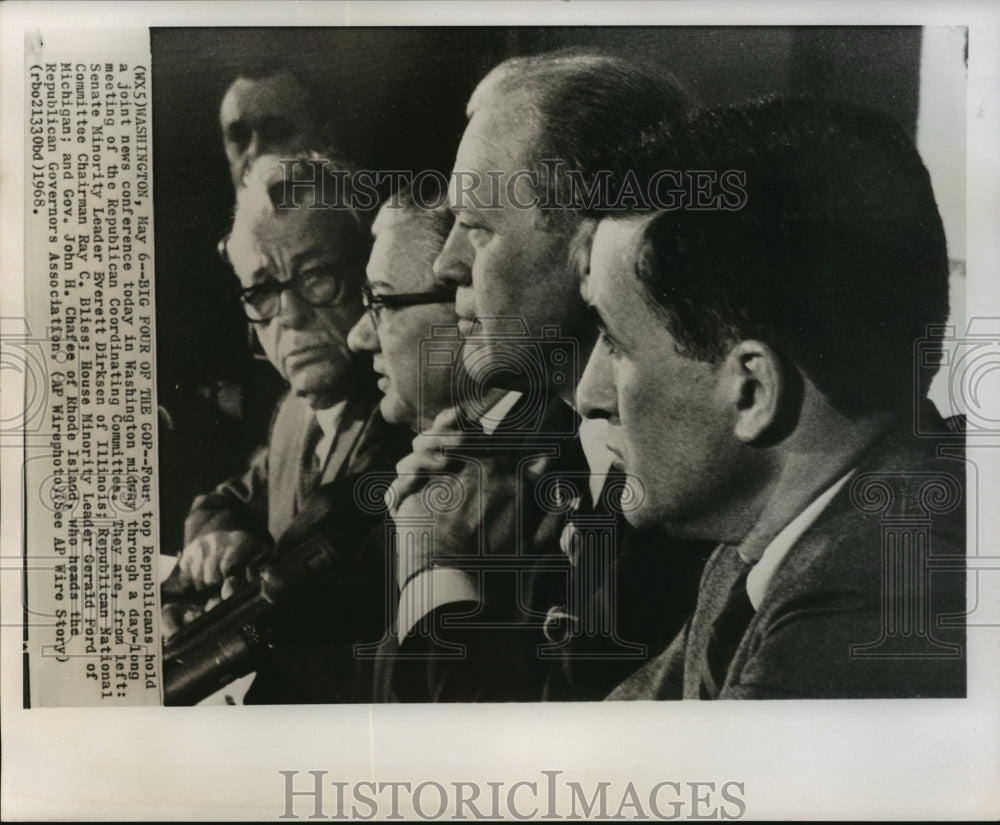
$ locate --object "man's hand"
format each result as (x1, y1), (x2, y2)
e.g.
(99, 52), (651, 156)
(160, 530), (272, 637)
(388, 406), (556, 588)
(175, 529), (271, 594)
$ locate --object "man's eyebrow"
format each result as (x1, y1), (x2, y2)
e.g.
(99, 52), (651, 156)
(450, 199), (479, 215)
(448, 178), (484, 215)
(247, 264), (273, 284)
(289, 246), (347, 267)
(452, 204), (493, 224)
(589, 300), (629, 346)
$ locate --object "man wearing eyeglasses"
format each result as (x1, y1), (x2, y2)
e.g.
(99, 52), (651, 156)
(258, 188), (462, 704)
(162, 154), (394, 644)
(348, 189), (460, 434)
(162, 162), (467, 704)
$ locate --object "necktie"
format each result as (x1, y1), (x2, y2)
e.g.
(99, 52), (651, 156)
(542, 469), (607, 644)
(699, 558), (756, 699)
(295, 415), (325, 511)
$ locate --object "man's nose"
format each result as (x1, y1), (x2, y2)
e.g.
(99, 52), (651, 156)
(234, 131), (264, 184)
(275, 287), (312, 330)
(432, 223), (473, 290)
(347, 311), (379, 354)
(243, 129), (265, 166)
(576, 341), (618, 420)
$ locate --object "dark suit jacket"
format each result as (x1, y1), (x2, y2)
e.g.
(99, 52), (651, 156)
(177, 383), (414, 704)
(184, 388), (377, 546)
(374, 397), (711, 702)
(242, 403), (413, 704)
(609, 410), (966, 700)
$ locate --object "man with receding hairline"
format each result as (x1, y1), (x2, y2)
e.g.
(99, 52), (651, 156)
(378, 50), (710, 702)
(576, 99), (966, 700)
(348, 189), (460, 433)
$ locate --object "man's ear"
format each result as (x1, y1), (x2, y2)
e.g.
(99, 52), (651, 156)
(568, 218), (598, 284)
(248, 323), (269, 362)
(723, 340), (790, 444)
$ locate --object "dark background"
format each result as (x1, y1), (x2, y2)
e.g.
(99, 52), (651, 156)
(151, 26), (923, 551)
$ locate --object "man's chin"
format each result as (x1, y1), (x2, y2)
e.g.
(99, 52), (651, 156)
(289, 371), (347, 409)
(459, 343), (529, 393)
(621, 502), (661, 531)
(379, 395), (419, 432)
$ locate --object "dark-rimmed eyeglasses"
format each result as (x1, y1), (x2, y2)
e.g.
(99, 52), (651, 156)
(220, 233), (364, 323)
(361, 282), (456, 326)
(233, 266), (364, 323)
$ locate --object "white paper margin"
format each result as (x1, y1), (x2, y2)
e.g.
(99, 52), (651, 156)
(1, 1), (998, 821)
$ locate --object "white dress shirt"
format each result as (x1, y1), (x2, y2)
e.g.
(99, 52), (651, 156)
(310, 399), (347, 469)
(744, 469), (856, 609)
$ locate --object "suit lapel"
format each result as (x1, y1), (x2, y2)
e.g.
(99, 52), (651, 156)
(268, 394), (309, 539)
(269, 387), (380, 540)
(291, 404), (412, 537)
(318, 397), (370, 486)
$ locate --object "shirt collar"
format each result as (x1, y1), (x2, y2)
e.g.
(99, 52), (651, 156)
(744, 468), (856, 610)
(480, 393), (612, 503)
(310, 399), (347, 463)
(480, 391), (523, 435)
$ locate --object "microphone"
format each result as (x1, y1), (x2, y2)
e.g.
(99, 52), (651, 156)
(162, 475), (379, 705)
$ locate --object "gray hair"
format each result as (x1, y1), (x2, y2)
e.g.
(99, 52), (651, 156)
(468, 49), (692, 225)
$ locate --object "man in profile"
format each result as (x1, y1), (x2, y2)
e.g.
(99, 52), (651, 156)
(577, 99), (966, 699)
(219, 68), (322, 188)
(381, 50), (710, 701)
(347, 188), (460, 433)
(192, 187), (463, 704)
(162, 154), (385, 638)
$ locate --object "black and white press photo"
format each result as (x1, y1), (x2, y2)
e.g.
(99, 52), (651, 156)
(2, 4), (997, 821)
